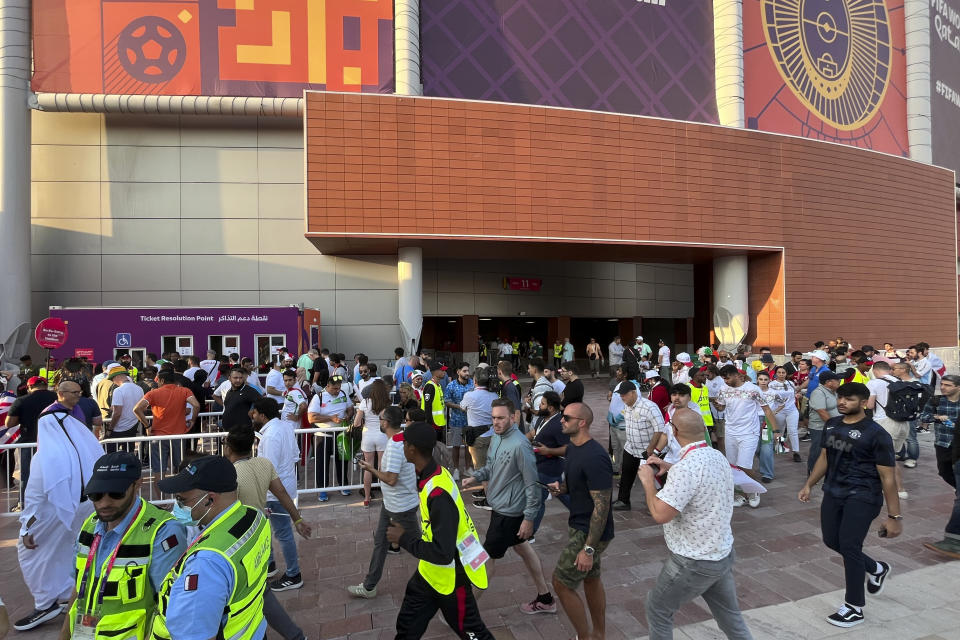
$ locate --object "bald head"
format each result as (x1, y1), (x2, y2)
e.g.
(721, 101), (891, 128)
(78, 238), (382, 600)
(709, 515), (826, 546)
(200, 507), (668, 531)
(671, 408), (705, 444)
(57, 380), (82, 408)
(565, 402), (593, 427)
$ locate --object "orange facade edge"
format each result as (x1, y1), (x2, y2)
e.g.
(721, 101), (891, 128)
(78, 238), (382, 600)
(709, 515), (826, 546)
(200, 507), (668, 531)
(304, 92), (958, 350)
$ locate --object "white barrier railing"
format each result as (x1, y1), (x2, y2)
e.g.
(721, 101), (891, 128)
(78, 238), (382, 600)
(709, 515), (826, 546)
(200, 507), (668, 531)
(0, 424), (376, 516)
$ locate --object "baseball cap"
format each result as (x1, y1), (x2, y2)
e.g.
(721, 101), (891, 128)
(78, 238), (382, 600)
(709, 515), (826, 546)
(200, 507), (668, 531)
(411, 370), (426, 379)
(119, 354), (132, 361)
(157, 456), (237, 494)
(818, 370), (842, 383)
(645, 370), (660, 380)
(329, 374), (345, 384)
(404, 421), (437, 452)
(85, 452), (142, 495)
(676, 352), (691, 364)
(635, 336), (644, 342)
(617, 381), (637, 395)
(761, 354), (775, 364)
(27, 376), (47, 387)
(806, 350), (829, 362)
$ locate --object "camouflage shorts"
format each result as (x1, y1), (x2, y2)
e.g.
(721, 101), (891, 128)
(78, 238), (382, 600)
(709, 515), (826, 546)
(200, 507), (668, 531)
(553, 528), (611, 590)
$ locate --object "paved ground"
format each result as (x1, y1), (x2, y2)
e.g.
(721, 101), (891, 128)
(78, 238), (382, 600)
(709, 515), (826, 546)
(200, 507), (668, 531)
(0, 376), (956, 639)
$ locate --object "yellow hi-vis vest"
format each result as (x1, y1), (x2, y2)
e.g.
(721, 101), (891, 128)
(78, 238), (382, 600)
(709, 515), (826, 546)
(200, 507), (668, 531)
(690, 385), (714, 427)
(420, 379), (446, 427)
(553, 344), (562, 358)
(416, 467), (488, 594)
(151, 502), (270, 640)
(70, 499), (175, 640)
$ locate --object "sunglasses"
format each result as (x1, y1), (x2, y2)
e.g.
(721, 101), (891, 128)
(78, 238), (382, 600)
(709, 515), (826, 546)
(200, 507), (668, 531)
(560, 414), (579, 422)
(88, 491), (127, 501)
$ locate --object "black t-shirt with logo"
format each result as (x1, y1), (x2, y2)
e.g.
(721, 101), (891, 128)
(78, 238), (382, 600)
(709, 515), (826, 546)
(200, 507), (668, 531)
(822, 416), (895, 505)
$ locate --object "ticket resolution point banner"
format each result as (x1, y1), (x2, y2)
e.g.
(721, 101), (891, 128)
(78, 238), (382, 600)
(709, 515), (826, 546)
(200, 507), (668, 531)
(743, 0), (908, 156)
(31, 0), (395, 97)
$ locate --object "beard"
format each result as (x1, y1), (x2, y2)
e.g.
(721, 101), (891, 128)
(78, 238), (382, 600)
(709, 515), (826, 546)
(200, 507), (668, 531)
(96, 491), (137, 524)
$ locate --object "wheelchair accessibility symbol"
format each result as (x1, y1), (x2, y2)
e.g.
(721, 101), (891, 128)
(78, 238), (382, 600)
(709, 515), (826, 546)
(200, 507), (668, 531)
(116, 333), (132, 348)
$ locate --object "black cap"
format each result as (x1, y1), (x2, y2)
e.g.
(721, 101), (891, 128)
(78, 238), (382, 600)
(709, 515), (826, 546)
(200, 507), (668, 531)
(818, 370), (842, 383)
(760, 354), (775, 364)
(85, 452), (142, 494)
(617, 381), (637, 395)
(19, 355), (31, 362)
(158, 456), (237, 494)
(429, 361), (444, 372)
(404, 421), (437, 452)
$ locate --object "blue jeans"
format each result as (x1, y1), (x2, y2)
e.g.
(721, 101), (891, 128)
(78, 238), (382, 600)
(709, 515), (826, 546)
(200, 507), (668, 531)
(807, 429), (824, 475)
(149, 440), (183, 474)
(903, 420), (919, 461)
(533, 471), (570, 533)
(267, 500), (300, 577)
(757, 432), (774, 480)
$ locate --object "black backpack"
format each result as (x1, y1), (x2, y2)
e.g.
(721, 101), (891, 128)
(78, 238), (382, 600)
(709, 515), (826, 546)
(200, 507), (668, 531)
(883, 381), (932, 421)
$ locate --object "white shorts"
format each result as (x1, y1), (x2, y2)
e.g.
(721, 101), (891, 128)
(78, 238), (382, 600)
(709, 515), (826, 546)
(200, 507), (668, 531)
(361, 430), (388, 453)
(725, 433), (758, 469)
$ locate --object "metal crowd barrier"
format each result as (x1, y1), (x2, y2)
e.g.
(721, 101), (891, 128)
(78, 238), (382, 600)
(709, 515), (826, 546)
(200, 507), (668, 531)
(0, 422), (376, 516)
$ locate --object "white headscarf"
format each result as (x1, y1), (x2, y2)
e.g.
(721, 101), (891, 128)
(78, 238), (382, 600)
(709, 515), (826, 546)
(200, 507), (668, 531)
(32, 407), (104, 529)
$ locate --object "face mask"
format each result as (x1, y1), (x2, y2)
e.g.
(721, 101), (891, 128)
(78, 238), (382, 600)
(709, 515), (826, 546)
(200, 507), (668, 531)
(173, 494), (209, 527)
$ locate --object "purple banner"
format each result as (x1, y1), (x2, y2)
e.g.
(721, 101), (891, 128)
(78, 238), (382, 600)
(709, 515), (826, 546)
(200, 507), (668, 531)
(420, 0), (718, 123)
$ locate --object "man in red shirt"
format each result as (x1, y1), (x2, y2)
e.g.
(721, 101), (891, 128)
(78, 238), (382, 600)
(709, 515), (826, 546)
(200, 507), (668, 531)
(645, 370), (670, 420)
(133, 370), (200, 474)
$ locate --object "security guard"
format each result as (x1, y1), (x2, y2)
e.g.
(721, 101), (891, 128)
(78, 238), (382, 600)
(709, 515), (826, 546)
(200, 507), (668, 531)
(61, 452), (187, 640)
(40, 357), (59, 385)
(419, 362), (447, 442)
(478, 337), (488, 364)
(552, 341), (563, 370)
(387, 423), (492, 640)
(118, 355), (139, 383)
(153, 456), (270, 640)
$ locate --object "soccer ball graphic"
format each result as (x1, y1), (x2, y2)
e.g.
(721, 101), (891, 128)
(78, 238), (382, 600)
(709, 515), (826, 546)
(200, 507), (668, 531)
(117, 16), (187, 83)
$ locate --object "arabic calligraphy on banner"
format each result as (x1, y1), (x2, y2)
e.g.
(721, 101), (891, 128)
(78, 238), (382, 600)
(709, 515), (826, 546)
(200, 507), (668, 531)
(138, 314), (270, 323)
(31, 0), (395, 97)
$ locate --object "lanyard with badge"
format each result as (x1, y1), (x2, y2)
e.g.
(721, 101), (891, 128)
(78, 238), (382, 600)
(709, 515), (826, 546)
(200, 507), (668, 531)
(679, 441), (709, 461)
(74, 500), (144, 639)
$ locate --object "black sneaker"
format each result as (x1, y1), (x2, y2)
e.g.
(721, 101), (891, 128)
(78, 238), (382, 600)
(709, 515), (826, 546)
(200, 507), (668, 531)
(267, 561), (279, 578)
(867, 561), (891, 595)
(473, 498), (493, 511)
(792, 452), (802, 463)
(826, 604), (864, 628)
(14, 603), (64, 631)
(270, 572), (304, 592)
(799, 434), (812, 442)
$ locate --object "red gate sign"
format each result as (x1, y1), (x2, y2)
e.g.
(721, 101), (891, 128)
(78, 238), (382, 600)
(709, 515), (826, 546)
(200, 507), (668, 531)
(35, 317), (68, 349)
(504, 277), (542, 292)
(75, 348), (95, 359)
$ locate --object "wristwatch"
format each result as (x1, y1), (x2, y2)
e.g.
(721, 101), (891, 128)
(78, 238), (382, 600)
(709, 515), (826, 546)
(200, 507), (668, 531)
(887, 514), (903, 520)
(583, 545), (595, 556)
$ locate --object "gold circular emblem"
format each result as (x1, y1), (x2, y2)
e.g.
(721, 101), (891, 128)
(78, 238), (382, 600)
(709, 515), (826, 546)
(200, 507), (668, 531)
(761, 0), (892, 130)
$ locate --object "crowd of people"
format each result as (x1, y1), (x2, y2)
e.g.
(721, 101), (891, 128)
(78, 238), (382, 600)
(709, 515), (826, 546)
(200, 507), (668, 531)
(1, 332), (957, 639)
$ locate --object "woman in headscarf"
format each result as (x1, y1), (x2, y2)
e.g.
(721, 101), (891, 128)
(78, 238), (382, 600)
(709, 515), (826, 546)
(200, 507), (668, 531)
(15, 380), (104, 631)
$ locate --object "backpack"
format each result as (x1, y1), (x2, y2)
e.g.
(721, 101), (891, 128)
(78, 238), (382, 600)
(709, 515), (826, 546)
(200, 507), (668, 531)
(882, 381), (932, 421)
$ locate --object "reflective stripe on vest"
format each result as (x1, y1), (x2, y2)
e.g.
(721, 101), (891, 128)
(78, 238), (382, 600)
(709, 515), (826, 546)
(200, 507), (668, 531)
(70, 499), (175, 640)
(420, 380), (446, 427)
(554, 345), (562, 357)
(151, 502), (270, 640)
(416, 468), (487, 595)
(690, 385), (714, 426)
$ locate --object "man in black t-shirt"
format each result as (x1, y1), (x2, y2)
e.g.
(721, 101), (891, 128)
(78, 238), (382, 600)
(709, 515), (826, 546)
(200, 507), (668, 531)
(5, 377), (58, 505)
(559, 364), (584, 408)
(800, 382), (901, 629)
(547, 402), (613, 640)
(221, 367), (263, 429)
(530, 392), (569, 534)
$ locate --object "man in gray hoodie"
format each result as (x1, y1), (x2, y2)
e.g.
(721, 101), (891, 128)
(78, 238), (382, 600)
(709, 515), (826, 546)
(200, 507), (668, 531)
(462, 398), (556, 614)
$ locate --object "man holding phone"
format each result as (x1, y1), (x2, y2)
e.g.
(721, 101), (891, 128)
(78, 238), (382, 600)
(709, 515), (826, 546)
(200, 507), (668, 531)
(799, 382), (902, 629)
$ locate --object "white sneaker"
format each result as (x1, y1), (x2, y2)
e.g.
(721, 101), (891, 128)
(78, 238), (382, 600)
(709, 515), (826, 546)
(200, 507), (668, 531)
(733, 495), (747, 507)
(748, 493), (761, 508)
(898, 490), (909, 500)
(904, 459), (917, 468)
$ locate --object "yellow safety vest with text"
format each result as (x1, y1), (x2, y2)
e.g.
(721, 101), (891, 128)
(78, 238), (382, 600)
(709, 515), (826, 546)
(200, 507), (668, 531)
(690, 385), (714, 427)
(553, 345), (562, 358)
(420, 379), (446, 427)
(417, 467), (488, 594)
(70, 499), (175, 640)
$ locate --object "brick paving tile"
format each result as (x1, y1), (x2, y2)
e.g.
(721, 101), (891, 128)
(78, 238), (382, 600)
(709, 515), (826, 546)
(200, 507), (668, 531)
(0, 377), (956, 640)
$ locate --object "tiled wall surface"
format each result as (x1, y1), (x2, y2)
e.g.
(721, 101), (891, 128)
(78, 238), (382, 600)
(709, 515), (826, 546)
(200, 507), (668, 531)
(305, 93), (959, 349)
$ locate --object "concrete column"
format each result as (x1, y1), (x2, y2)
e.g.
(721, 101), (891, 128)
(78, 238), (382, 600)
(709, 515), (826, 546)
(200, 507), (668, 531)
(713, 255), (749, 350)
(394, 0), (422, 96)
(713, 0), (745, 128)
(398, 247), (423, 356)
(904, 0), (932, 164)
(460, 315), (479, 367)
(0, 0), (33, 363)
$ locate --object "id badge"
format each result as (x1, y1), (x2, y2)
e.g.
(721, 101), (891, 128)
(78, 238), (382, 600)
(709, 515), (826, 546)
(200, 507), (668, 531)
(456, 532), (490, 571)
(74, 613), (98, 640)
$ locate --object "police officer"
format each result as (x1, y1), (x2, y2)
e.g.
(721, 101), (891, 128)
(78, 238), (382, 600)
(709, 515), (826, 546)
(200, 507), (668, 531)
(387, 422), (493, 640)
(152, 456), (270, 640)
(60, 452), (188, 640)
(419, 363), (447, 442)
